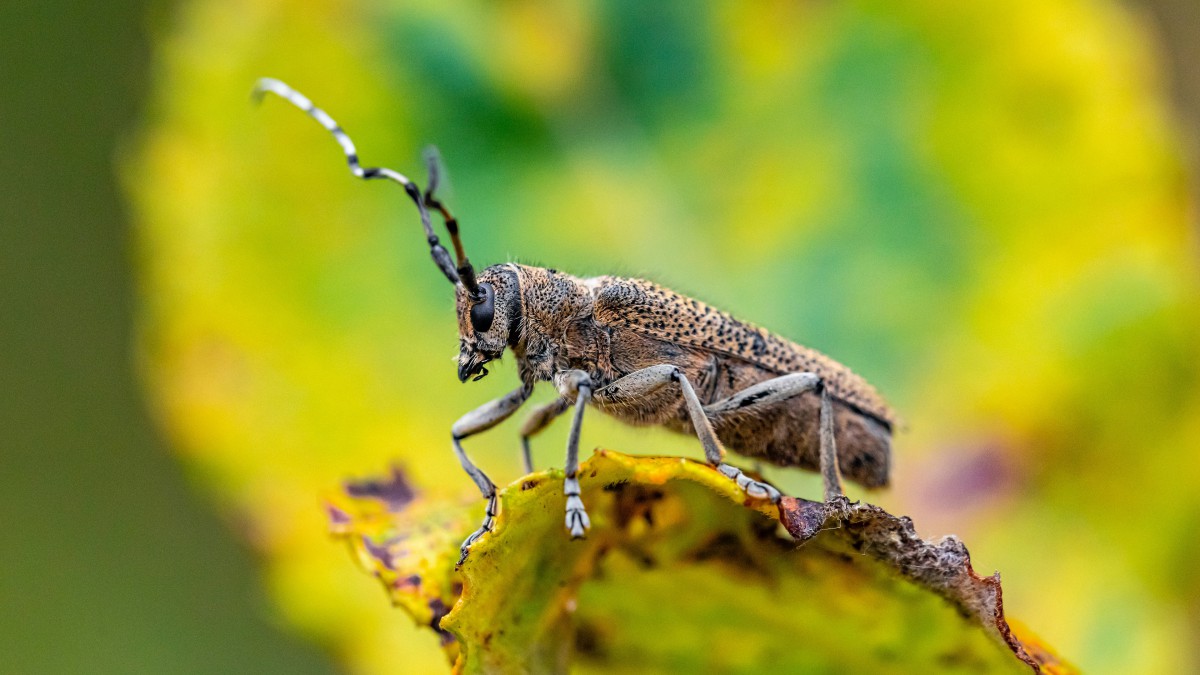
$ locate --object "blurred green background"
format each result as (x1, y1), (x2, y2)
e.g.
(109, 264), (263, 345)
(4, 0), (1200, 673)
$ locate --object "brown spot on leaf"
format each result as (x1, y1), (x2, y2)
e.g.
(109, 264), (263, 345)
(361, 535), (395, 571)
(344, 465), (416, 512)
(429, 598), (456, 646)
(394, 574), (421, 591)
(324, 502), (352, 533)
(574, 618), (608, 659)
(687, 532), (766, 576)
(779, 496), (831, 542)
(612, 484), (664, 529)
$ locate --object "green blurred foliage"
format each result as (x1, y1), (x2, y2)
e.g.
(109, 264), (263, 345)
(129, 0), (1200, 672)
(0, 0), (335, 672)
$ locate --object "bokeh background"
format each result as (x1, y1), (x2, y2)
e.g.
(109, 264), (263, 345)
(5, 0), (1200, 673)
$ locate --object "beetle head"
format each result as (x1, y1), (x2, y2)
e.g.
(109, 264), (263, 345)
(456, 265), (521, 382)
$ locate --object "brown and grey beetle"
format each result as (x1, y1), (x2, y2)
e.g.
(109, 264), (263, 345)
(254, 78), (895, 564)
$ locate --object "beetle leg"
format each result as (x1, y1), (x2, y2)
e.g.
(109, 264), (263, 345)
(589, 365), (782, 503)
(818, 383), (842, 501)
(671, 370), (783, 502)
(554, 371), (593, 538)
(518, 397), (571, 474)
(451, 384), (533, 566)
(705, 372), (843, 502)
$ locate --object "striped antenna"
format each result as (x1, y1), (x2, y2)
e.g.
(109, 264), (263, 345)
(423, 146), (482, 300)
(252, 77), (461, 286)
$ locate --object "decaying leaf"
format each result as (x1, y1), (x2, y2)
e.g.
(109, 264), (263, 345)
(327, 450), (1074, 674)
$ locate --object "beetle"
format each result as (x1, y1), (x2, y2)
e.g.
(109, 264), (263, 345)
(254, 78), (896, 564)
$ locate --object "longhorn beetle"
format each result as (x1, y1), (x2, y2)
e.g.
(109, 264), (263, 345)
(253, 78), (896, 564)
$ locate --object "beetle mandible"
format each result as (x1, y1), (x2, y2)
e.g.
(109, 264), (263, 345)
(254, 78), (896, 564)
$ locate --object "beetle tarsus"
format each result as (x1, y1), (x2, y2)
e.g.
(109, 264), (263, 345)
(457, 524), (488, 567)
(563, 475), (590, 538)
(719, 462), (783, 502)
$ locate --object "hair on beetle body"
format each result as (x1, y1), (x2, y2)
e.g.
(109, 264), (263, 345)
(254, 79), (896, 565)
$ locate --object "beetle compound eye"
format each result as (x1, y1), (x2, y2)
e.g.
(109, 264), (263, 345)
(470, 283), (495, 333)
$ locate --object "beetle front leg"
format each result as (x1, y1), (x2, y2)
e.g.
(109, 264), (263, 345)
(554, 370), (593, 538)
(451, 384), (533, 565)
